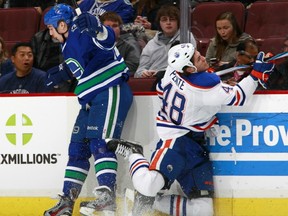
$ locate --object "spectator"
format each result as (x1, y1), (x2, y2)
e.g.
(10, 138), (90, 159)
(79, 0), (135, 24)
(220, 38), (259, 86)
(206, 11), (252, 67)
(133, 0), (160, 30)
(134, 4), (197, 78)
(100, 11), (141, 75)
(0, 36), (14, 78)
(266, 37), (288, 90)
(31, 28), (77, 92)
(0, 42), (50, 93)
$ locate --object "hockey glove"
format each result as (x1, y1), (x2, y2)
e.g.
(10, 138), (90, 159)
(74, 12), (103, 38)
(250, 51), (275, 89)
(45, 63), (73, 87)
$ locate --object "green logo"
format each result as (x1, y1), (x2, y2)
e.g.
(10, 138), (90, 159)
(5, 113), (33, 145)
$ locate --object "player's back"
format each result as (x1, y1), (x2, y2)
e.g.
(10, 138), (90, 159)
(156, 67), (221, 139)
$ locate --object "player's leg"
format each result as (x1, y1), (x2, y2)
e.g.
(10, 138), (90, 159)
(107, 137), (187, 215)
(153, 194), (213, 216)
(44, 107), (91, 216)
(80, 83), (133, 215)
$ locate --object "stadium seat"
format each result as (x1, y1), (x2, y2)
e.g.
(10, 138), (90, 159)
(190, 2), (245, 55)
(245, 1), (288, 39)
(0, 7), (41, 42)
(256, 37), (285, 55)
(127, 77), (156, 92)
(39, 6), (52, 31)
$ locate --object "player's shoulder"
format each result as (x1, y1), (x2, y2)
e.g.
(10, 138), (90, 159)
(186, 71), (220, 88)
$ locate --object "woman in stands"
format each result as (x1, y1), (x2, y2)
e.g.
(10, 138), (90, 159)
(206, 11), (252, 67)
(0, 36), (14, 79)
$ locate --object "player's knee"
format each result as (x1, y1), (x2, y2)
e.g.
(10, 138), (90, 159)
(132, 170), (165, 197)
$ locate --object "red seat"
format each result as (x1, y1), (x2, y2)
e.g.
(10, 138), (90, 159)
(127, 77), (156, 92)
(245, 1), (288, 39)
(0, 7), (41, 42)
(256, 37), (285, 55)
(190, 2), (245, 55)
(39, 6), (52, 31)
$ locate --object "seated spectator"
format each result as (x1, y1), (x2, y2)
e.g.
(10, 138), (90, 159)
(0, 42), (51, 93)
(266, 37), (288, 90)
(219, 38), (259, 85)
(134, 4), (196, 78)
(0, 36), (14, 78)
(31, 28), (77, 92)
(133, 0), (179, 30)
(206, 11), (252, 67)
(79, 0), (135, 24)
(100, 11), (141, 76)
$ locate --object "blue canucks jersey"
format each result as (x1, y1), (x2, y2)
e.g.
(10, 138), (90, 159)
(62, 22), (129, 104)
(79, 0), (135, 23)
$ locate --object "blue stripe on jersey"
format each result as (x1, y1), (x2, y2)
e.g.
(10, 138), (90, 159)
(170, 195), (174, 215)
(237, 84), (246, 106)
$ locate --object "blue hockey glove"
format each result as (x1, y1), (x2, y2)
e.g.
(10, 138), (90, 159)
(45, 63), (73, 87)
(250, 51), (275, 89)
(74, 12), (103, 38)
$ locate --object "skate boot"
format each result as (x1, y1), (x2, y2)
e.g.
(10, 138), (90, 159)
(43, 188), (78, 216)
(80, 186), (116, 216)
(106, 138), (143, 158)
(132, 191), (155, 216)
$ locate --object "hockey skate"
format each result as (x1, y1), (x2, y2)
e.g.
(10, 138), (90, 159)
(80, 186), (116, 216)
(43, 188), (78, 216)
(106, 138), (143, 158)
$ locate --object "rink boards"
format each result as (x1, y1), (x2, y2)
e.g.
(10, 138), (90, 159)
(0, 92), (288, 215)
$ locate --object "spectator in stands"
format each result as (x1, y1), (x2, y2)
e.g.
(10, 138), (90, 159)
(79, 0), (135, 24)
(0, 42), (50, 93)
(100, 11), (141, 76)
(206, 11), (252, 67)
(31, 28), (77, 92)
(134, 4), (196, 78)
(266, 37), (288, 90)
(219, 38), (259, 85)
(0, 36), (14, 78)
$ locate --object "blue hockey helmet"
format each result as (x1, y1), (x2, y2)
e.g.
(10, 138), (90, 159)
(44, 4), (74, 29)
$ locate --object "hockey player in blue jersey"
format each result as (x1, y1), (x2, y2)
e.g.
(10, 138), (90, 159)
(106, 43), (275, 215)
(78, 0), (135, 24)
(43, 4), (133, 216)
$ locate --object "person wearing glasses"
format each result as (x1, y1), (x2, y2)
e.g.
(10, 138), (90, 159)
(134, 4), (196, 78)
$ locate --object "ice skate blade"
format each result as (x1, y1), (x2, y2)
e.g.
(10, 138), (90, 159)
(80, 208), (115, 216)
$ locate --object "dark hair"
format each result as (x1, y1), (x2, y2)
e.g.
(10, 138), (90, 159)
(11, 42), (33, 56)
(236, 38), (257, 52)
(156, 5), (180, 31)
(215, 11), (243, 60)
(100, 11), (123, 25)
(136, 0), (159, 16)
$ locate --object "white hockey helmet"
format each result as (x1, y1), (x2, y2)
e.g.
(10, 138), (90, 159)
(168, 43), (195, 72)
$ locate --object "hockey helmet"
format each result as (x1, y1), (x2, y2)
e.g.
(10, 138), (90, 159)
(44, 4), (74, 29)
(168, 43), (195, 72)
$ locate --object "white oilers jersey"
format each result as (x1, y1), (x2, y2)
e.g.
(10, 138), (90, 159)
(155, 66), (258, 139)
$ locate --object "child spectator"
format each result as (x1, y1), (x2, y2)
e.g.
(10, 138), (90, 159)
(134, 4), (196, 78)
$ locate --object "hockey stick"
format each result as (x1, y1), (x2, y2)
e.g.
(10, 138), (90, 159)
(215, 51), (288, 77)
(71, 0), (81, 15)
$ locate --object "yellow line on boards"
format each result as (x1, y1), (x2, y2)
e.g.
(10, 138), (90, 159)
(1, 197), (288, 216)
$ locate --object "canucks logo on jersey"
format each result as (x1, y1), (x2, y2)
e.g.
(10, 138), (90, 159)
(65, 58), (84, 79)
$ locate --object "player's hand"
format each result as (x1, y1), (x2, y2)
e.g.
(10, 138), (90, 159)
(46, 63), (73, 87)
(74, 12), (103, 38)
(250, 51), (275, 89)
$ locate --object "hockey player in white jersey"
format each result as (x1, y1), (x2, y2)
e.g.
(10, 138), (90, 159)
(106, 43), (275, 215)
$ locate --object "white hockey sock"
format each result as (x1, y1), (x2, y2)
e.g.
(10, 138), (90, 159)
(128, 153), (165, 197)
(153, 194), (214, 216)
